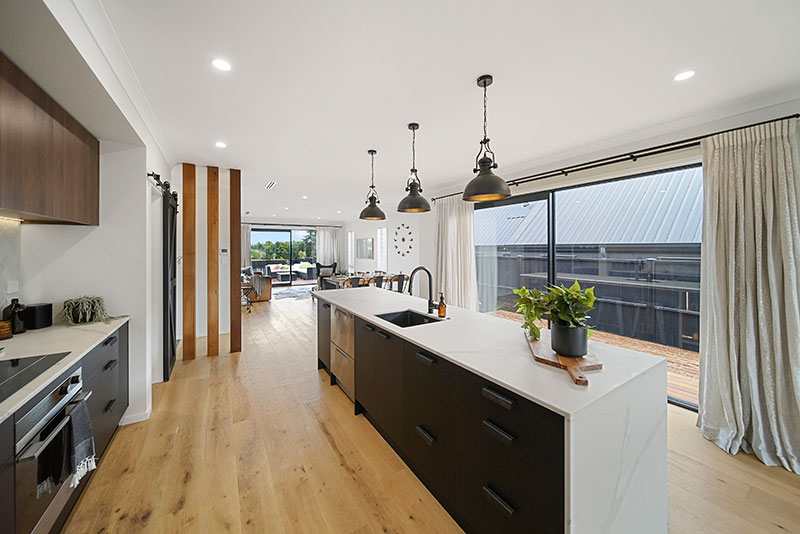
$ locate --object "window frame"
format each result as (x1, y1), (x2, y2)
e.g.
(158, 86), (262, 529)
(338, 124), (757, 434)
(474, 162), (703, 411)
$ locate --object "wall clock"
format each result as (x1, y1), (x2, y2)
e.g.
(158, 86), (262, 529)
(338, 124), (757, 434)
(393, 223), (413, 257)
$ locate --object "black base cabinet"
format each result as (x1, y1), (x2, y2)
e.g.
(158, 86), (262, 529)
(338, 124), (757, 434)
(354, 318), (405, 450)
(51, 323), (130, 533)
(352, 316), (565, 534)
(317, 301), (331, 372)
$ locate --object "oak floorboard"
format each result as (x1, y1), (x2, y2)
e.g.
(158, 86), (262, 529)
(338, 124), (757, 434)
(64, 289), (800, 534)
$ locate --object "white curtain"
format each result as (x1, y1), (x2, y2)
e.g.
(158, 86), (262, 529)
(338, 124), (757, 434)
(435, 196), (478, 310)
(317, 227), (340, 266)
(241, 224), (251, 268)
(698, 118), (800, 473)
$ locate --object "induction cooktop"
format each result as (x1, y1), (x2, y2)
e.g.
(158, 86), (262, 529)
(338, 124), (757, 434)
(0, 351), (71, 404)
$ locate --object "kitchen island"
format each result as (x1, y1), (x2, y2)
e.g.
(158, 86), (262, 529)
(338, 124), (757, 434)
(314, 287), (667, 534)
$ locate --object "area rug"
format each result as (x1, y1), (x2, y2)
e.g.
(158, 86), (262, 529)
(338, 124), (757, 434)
(273, 286), (314, 300)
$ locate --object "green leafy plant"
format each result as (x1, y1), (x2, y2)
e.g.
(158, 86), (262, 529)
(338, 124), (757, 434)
(513, 286), (549, 340)
(514, 281), (596, 340)
(63, 296), (114, 325)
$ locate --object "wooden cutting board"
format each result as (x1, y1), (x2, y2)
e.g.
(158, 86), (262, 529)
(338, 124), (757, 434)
(525, 331), (602, 386)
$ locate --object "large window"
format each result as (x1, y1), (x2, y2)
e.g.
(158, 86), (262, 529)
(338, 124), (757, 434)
(474, 166), (702, 406)
(250, 228), (317, 286)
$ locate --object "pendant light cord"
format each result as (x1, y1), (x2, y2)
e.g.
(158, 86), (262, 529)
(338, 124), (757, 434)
(371, 151), (375, 188)
(483, 84), (488, 142)
(411, 128), (416, 171)
(474, 81), (497, 171)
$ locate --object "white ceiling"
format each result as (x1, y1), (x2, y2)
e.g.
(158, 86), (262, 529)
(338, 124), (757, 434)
(100, 0), (800, 222)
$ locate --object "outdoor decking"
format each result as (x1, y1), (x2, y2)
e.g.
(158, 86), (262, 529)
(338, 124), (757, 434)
(488, 310), (699, 405)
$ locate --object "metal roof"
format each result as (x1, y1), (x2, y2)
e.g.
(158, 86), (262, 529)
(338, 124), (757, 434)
(474, 167), (703, 246)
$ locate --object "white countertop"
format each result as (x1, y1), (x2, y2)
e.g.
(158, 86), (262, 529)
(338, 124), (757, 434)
(314, 288), (665, 419)
(0, 317), (130, 424)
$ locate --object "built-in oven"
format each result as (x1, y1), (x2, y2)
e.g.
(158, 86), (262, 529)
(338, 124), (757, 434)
(14, 367), (91, 534)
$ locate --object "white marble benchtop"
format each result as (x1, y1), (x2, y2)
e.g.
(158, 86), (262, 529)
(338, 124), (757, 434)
(314, 288), (665, 419)
(0, 317), (130, 424)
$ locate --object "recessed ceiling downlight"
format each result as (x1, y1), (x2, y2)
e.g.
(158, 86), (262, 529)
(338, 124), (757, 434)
(215, 141), (227, 148)
(674, 70), (695, 81)
(211, 58), (232, 71)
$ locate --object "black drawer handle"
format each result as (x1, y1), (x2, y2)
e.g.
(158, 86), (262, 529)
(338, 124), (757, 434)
(104, 399), (117, 413)
(322, 303), (330, 309)
(104, 359), (118, 371)
(482, 485), (515, 517)
(415, 425), (436, 446)
(103, 336), (118, 347)
(415, 352), (435, 366)
(376, 331), (390, 340)
(482, 419), (516, 447)
(361, 323), (375, 332)
(481, 387), (515, 411)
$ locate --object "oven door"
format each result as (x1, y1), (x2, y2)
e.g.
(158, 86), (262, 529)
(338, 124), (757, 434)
(15, 408), (76, 534)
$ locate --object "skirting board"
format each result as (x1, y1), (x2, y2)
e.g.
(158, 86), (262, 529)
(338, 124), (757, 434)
(119, 403), (152, 425)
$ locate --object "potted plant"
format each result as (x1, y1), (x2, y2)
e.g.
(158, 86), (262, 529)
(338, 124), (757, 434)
(63, 296), (113, 325)
(514, 281), (596, 357)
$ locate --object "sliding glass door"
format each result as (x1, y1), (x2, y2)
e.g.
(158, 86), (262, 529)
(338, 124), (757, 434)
(473, 166), (703, 408)
(250, 228), (317, 286)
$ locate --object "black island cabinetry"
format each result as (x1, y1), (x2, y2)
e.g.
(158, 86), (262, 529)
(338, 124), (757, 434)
(345, 315), (565, 534)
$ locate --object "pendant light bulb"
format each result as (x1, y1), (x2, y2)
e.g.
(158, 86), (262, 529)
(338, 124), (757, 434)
(398, 122), (431, 213)
(463, 74), (511, 202)
(360, 149), (386, 220)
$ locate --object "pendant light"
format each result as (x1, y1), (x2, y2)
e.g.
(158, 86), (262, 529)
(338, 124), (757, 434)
(397, 123), (431, 213)
(359, 149), (386, 220)
(463, 74), (511, 202)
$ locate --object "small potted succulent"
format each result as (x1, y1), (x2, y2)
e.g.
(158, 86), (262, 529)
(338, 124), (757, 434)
(514, 281), (596, 357)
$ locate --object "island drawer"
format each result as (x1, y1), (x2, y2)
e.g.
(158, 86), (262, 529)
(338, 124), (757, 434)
(454, 366), (564, 456)
(453, 467), (562, 534)
(82, 329), (121, 381)
(404, 343), (455, 424)
(404, 408), (454, 498)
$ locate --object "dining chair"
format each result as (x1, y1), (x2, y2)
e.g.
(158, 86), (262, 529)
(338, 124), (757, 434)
(345, 276), (364, 288)
(394, 274), (409, 293)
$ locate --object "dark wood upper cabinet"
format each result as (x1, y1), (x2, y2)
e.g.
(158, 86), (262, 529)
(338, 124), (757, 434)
(0, 50), (99, 225)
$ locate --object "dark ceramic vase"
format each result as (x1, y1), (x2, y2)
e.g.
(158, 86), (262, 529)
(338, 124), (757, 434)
(2, 298), (27, 334)
(550, 323), (587, 357)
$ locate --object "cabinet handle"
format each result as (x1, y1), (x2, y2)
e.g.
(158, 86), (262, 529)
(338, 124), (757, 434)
(482, 419), (516, 447)
(415, 425), (436, 446)
(335, 347), (348, 359)
(322, 303), (330, 309)
(361, 323), (375, 332)
(104, 359), (118, 371)
(415, 352), (435, 367)
(104, 399), (117, 413)
(376, 331), (390, 340)
(481, 387), (515, 411)
(103, 336), (118, 347)
(482, 485), (516, 517)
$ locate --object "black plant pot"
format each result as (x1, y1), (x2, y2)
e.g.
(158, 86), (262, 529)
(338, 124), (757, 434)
(550, 323), (588, 357)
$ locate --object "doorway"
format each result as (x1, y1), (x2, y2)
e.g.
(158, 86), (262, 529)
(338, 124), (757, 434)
(250, 228), (317, 286)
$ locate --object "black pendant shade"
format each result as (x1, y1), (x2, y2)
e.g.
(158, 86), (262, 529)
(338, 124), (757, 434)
(463, 156), (511, 201)
(360, 149), (386, 221)
(397, 180), (431, 212)
(463, 74), (511, 202)
(360, 195), (386, 220)
(398, 122), (431, 213)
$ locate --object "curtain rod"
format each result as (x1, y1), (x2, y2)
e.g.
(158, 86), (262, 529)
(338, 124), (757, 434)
(431, 113), (799, 202)
(247, 222), (342, 229)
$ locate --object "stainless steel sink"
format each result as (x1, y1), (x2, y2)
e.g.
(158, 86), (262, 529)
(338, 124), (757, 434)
(375, 309), (443, 328)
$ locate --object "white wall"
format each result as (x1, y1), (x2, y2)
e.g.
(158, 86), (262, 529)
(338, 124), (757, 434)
(341, 212), (433, 298)
(21, 142), (152, 423)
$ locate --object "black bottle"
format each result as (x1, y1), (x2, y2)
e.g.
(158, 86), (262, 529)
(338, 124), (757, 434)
(2, 298), (27, 334)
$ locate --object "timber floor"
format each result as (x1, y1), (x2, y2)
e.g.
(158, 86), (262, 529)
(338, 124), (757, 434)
(63, 295), (799, 533)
